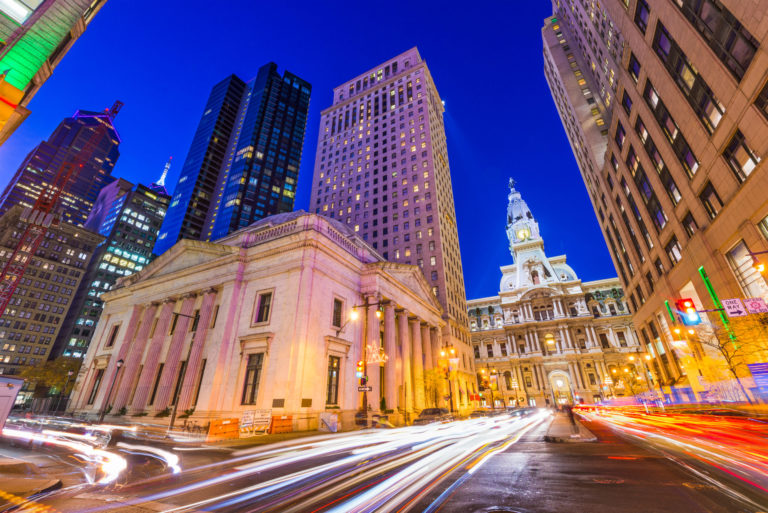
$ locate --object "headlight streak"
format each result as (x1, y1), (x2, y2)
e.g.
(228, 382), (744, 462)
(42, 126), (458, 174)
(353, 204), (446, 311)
(115, 442), (181, 474)
(1, 427), (127, 484)
(580, 409), (768, 499)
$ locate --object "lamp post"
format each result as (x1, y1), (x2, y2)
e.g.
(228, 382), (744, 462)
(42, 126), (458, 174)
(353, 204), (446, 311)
(439, 346), (456, 413)
(98, 359), (123, 423)
(481, 365), (499, 410)
(53, 369), (74, 414)
(349, 297), (386, 428)
(167, 310), (200, 435)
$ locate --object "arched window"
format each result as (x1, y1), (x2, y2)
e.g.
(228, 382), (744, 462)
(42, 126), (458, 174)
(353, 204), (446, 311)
(504, 371), (513, 389)
(531, 270), (540, 285)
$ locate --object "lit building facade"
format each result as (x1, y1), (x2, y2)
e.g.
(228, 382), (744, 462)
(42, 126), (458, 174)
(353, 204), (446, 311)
(52, 177), (170, 360)
(71, 212), (474, 429)
(0, 0), (108, 145)
(309, 48), (474, 387)
(0, 107), (121, 227)
(155, 64), (311, 255)
(543, 0), (768, 398)
(0, 205), (103, 377)
(469, 181), (643, 407)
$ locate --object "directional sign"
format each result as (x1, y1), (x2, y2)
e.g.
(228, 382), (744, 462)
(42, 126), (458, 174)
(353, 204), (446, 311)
(358, 386), (372, 392)
(743, 297), (768, 314)
(722, 298), (747, 317)
(748, 363), (768, 396)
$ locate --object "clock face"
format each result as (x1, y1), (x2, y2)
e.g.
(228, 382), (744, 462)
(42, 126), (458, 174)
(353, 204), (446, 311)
(517, 228), (530, 240)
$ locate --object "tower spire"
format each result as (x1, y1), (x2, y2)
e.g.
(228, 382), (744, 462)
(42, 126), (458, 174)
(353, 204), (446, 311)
(149, 156), (172, 196)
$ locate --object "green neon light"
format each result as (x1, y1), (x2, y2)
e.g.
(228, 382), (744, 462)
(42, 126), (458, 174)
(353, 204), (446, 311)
(664, 300), (675, 324)
(698, 266), (737, 342)
(0, 7), (81, 90)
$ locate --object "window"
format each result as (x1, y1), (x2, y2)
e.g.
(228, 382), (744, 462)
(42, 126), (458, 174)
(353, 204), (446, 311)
(614, 122), (626, 149)
(654, 257), (665, 276)
(682, 212), (699, 237)
(723, 130), (761, 182)
(486, 343), (494, 358)
(87, 369), (104, 405)
(210, 305), (219, 328)
(628, 53), (641, 83)
(474, 345), (480, 358)
(621, 91), (633, 115)
(332, 298), (343, 328)
(653, 22), (724, 133)
(190, 310), (200, 332)
(326, 356), (340, 405)
(168, 314), (178, 335)
(665, 236), (683, 265)
(726, 241), (768, 298)
(105, 324), (119, 348)
(635, 0), (650, 33)
(254, 291), (273, 324)
(148, 363), (164, 405)
(699, 182), (723, 219)
(673, 0), (758, 81)
(241, 353), (264, 405)
(756, 81), (768, 122)
(759, 215), (768, 240)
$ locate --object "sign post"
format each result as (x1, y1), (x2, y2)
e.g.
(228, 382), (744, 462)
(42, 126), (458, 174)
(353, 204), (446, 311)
(722, 298), (747, 317)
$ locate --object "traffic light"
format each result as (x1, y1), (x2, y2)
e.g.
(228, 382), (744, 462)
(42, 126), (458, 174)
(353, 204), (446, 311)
(356, 360), (364, 378)
(755, 260), (766, 274)
(676, 298), (701, 326)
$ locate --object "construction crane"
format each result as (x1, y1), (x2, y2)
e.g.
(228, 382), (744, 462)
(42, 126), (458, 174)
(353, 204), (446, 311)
(0, 101), (123, 317)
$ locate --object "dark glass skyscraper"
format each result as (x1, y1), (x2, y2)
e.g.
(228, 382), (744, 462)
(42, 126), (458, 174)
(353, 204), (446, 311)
(155, 63), (311, 254)
(0, 107), (121, 227)
(53, 177), (170, 359)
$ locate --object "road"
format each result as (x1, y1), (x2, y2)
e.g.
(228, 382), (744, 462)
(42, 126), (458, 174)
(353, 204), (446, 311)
(5, 408), (768, 512)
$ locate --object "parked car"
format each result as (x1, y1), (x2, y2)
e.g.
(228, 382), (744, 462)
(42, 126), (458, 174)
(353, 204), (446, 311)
(413, 408), (453, 425)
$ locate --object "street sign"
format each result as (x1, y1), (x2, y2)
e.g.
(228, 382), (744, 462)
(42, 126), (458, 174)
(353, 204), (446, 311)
(748, 363), (768, 396)
(722, 298), (747, 317)
(743, 297), (768, 314)
(358, 386), (372, 392)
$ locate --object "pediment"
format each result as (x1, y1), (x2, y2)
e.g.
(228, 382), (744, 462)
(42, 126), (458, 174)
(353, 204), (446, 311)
(376, 263), (443, 313)
(125, 239), (238, 285)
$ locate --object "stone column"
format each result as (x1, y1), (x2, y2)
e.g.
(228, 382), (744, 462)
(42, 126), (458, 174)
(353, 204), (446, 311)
(565, 328), (574, 349)
(533, 331), (541, 352)
(178, 290), (218, 410)
(608, 327), (617, 348)
(524, 332), (530, 353)
(367, 300), (382, 411)
(421, 324), (432, 370)
(383, 303), (397, 413)
(111, 304), (158, 410)
(430, 328), (440, 370)
(152, 294), (197, 410)
(397, 310), (412, 414)
(410, 318), (425, 410)
(131, 300), (176, 409)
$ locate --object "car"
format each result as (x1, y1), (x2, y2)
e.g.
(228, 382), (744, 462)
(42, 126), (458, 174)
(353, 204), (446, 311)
(413, 408), (453, 425)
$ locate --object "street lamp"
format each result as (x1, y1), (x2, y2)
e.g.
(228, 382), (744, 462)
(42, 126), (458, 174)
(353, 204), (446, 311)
(439, 346), (456, 413)
(53, 369), (74, 414)
(481, 365), (499, 410)
(98, 359), (123, 423)
(348, 298), (388, 427)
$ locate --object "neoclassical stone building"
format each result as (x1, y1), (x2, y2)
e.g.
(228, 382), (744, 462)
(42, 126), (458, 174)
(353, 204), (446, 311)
(70, 212), (476, 429)
(468, 181), (644, 407)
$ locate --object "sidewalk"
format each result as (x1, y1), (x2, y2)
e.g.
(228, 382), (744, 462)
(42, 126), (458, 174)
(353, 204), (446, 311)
(0, 455), (62, 507)
(544, 412), (597, 442)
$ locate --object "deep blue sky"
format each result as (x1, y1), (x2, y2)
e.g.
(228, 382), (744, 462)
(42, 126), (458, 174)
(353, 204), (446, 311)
(0, 0), (615, 300)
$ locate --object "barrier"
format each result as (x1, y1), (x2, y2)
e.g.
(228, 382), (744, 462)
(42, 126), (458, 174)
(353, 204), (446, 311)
(270, 415), (293, 434)
(207, 418), (240, 441)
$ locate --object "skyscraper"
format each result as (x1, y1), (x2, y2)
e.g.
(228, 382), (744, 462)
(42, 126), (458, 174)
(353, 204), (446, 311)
(309, 48), (472, 365)
(52, 176), (170, 360)
(0, 106), (121, 227)
(0, 0), (109, 146)
(155, 63), (311, 255)
(0, 205), (103, 379)
(543, 0), (768, 400)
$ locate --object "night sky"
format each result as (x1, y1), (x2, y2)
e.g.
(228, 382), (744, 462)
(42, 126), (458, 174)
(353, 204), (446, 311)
(0, 0), (615, 300)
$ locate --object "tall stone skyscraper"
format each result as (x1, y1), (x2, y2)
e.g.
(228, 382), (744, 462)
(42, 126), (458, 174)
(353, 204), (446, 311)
(543, 0), (768, 400)
(0, 0), (109, 146)
(310, 48), (471, 357)
(155, 63), (311, 255)
(0, 106), (121, 227)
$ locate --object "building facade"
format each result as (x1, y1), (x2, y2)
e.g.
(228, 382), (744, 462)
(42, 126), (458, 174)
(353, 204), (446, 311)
(72, 212), (475, 429)
(0, 106), (121, 227)
(155, 64), (311, 255)
(309, 48), (473, 382)
(0, 205), (103, 380)
(52, 177), (170, 360)
(0, 0), (108, 146)
(469, 181), (644, 407)
(543, 0), (768, 398)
